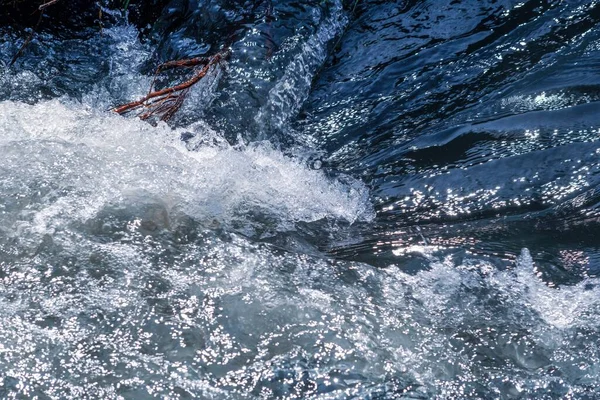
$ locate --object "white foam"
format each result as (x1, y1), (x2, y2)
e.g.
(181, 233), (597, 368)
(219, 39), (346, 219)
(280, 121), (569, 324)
(511, 249), (600, 329)
(400, 249), (600, 331)
(0, 99), (373, 239)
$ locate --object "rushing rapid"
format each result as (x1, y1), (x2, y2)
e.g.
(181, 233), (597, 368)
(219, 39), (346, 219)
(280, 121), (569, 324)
(2, 0), (600, 398)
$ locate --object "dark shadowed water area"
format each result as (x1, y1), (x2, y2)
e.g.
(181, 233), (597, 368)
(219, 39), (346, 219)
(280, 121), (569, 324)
(1, 0), (600, 398)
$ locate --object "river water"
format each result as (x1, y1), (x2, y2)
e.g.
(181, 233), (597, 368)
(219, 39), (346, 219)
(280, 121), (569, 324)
(1, 0), (600, 398)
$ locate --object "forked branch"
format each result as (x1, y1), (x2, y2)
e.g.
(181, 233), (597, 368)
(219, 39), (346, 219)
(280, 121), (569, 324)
(113, 49), (229, 122)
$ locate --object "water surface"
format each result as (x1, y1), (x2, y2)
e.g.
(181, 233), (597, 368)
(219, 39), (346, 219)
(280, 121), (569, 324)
(1, 0), (600, 398)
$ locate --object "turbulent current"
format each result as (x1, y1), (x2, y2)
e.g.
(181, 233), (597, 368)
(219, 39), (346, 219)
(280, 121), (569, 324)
(2, 0), (600, 398)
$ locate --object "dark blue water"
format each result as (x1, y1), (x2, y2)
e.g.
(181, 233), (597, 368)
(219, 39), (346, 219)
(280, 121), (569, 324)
(1, 0), (600, 398)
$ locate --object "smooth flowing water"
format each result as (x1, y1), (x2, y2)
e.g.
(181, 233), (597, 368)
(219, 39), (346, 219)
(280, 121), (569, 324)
(1, 0), (600, 398)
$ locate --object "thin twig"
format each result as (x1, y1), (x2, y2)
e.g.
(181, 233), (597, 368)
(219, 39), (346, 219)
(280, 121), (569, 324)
(9, 0), (62, 67)
(39, 0), (59, 11)
(157, 57), (210, 71)
(9, 11), (43, 67)
(147, 56), (210, 95)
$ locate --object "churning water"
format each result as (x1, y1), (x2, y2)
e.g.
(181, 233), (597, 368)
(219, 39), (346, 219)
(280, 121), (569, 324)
(2, 0), (600, 398)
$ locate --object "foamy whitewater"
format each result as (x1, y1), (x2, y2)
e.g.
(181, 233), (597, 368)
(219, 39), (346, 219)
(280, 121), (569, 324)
(0, 100), (371, 237)
(2, 99), (600, 397)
